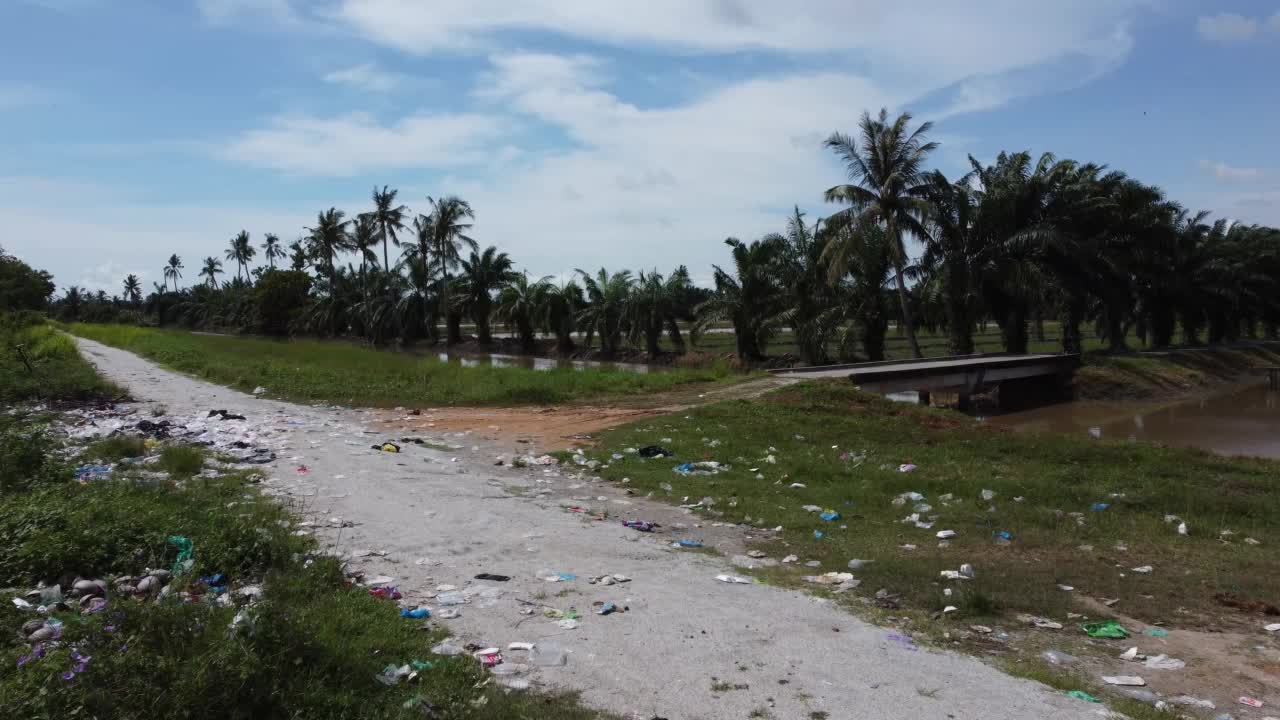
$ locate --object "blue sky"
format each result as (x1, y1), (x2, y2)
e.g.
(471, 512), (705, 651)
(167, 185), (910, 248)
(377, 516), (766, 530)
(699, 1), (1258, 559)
(2, 0), (1279, 294)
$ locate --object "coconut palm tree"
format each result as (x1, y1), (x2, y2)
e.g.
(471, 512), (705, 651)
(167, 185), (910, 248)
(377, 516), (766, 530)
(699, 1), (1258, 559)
(163, 254), (184, 292)
(304, 208), (353, 286)
(824, 108), (938, 358)
(576, 268), (634, 357)
(497, 273), (551, 354)
(122, 274), (142, 306)
(423, 196), (477, 344)
(351, 214), (379, 310)
(261, 233), (286, 269)
(199, 257), (224, 288)
(459, 246), (515, 345)
(368, 186), (408, 278)
(224, 230), (255, 282)
(696, 237), (787, 361)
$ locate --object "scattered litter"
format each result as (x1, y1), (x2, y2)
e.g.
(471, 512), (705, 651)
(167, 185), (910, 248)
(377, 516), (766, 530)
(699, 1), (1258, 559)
(936, 530), (956, 540)
(803, 572), (858, 587)
(475, 649), (503, 667)
(1143, 627), (1168, 638)
(1082, 620), (1129, 639)
(74, 464), (113, 483)
(1266, 623), (1280, 632)
(1066, 691), (1101, 703)
(595, 602), (617, 616)
(674, 539), (703, 549)
(972, 625), (993, 634)
(1057, 584), (1074, 592)
(885, 632), (917, 651)
(747, 550), (767, 559)
(1120, 647), (1140, 661)
(373, 442), (401, 453)
(252, 386), (266, 395)
(716, 575), (752, 584)
(543, 573), (576, 583)
(980, 489), (996, 501)
(1042, 650), (1077, 666)
(782, 555), (798, 563)
(813, 530), (824, 540)
(1168, 695), (1215, 710)
(639, 445), (672, 458)
(622, 520), (657, 532)
(1102, 676), (1146, 686)
(474, 573), (511, 582)
(508, 642), (535, 651)
(435, 608), (461, 619)
(400, 607), (431, 619)
(819, 510), (842, 522)
(1144, 654), (1185, 670)
(376, 664), (412, 686)
(555, 618), (579, 630)
(207, 409), (246, 421)
(430, 641), (465, 656)
(993, 530), (1013, 543)
(530, 644), (567, 666)
(1091, 502), (1110, 512)
(167, 535), (194, 576)
(898, 464), (917, 473)
(1239, 697), (1264, 709)
(1131, 565), (1153, 574)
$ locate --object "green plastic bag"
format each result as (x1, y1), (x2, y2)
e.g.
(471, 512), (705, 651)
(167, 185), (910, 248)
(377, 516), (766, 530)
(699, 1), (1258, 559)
(168, 535), (194, 576)
(1081, 620), (1129, 638)
(1066, 690), (1101, 703)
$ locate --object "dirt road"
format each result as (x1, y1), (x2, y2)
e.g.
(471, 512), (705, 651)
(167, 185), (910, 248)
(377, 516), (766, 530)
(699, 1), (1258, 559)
(73, 337), (1102, 720)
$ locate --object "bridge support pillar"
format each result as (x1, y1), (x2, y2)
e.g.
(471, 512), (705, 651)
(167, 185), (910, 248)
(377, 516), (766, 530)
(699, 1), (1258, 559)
(917, 391), (931, 407)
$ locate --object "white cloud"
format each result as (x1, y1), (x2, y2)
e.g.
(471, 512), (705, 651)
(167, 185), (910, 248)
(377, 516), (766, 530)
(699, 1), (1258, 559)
(1270, 11), (1280, 34)
(1199, 160), (1264, 183)
(335, 1), (1143, 82)
(1196, 13), (1260, 43)
(219, 111), (512, 176)
(323, 63), (403, 92)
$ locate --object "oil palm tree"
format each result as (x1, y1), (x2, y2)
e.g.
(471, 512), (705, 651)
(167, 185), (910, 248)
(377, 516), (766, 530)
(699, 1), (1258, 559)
(824, 108), (938, 358)
(199, 257), (224, 288)
(541, 280), (583, 355)
(368, 186), (408, 278)
(459, 246), (515, 345)
(225, 230), (255, 282)
(497, 273), (551, 354)
(261, 233), (286, 269)
(304, 208), (353, 286)
(695, 237), (787, 361)
(351, 214), (379, 312)
(576, 268), (634, 357)
(821, 220), (895, 360)
(628, 267), (694, 357)
(423, 195), (477, 344)
(122, 274), (142, 306)
(920, 171), (987, 356)
(772, 208), (834, 365)
(163, 254), (184, 292)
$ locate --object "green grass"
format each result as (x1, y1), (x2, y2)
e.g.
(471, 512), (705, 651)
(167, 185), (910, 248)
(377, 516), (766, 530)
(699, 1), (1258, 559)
(71, 323), (735, 406)
(578, 381), (1279, 625)
(85, 435), (148, 461)
(0, 317), (118, 403)
(1077, 345), (1280, 400)
(157, 444), (206, 477)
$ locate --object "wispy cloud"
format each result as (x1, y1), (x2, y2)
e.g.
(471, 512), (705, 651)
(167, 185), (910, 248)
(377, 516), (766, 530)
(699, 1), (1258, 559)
(322, 63), (403, 92)
(1196, 11), (1280, 44)
(0, 85), (56, 110)
(1199, 159), (1264, 183)
(219, 111), (512, 176)
(197, 0), (300, 26)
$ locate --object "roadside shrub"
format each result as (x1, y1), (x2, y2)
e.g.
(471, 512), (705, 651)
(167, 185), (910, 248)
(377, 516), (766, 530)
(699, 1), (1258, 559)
(253, 269), (312, 336)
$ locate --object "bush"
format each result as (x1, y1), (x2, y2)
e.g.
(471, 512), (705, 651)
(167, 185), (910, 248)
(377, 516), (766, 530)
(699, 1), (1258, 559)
(253, 269), (312, 336)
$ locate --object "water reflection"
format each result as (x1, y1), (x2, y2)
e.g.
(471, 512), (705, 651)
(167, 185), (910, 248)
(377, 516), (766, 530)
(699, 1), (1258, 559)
(991, 382), (1280, 459)
(426, 351), (661, 374)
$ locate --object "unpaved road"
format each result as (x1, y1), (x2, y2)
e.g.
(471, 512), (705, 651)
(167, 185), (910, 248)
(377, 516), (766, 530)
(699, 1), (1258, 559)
(74, 337), (1103, 720)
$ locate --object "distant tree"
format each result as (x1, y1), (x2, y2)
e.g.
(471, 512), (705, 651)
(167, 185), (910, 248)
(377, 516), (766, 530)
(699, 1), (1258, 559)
(0, 247), (56, 312)
(287, 240), (307, 271)
(163, 254), (184, 292)
(199, 257), (224, 288)
(576, 268), (634, 357)
(261, 233), (286, 269)
(541, 280), (582, 355)
(423, 196), (477, 345)
(122, 274), (142, 306)
(304, 208), (353, 286)
(253, 269), (312, 336)
(369, 186), (409, 279)
(824, 108), (938, 359)
(225, 230), (255, 282)
(351, 214), (379, 309)
(459, 246), (515, 345)
(697, 237), (786, 361)
(496, 273), (550, 354)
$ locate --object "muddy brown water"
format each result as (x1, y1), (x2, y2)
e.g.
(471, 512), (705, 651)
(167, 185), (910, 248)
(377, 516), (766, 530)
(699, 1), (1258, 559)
(989, 381), (1280, 459)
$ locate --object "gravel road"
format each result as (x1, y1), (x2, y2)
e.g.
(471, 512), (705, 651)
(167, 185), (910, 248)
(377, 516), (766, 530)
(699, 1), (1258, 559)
(73, 336), (1104, 720)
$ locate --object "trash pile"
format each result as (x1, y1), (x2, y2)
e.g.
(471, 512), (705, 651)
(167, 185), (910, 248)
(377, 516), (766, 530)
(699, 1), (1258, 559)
(56, 403), (284, 466)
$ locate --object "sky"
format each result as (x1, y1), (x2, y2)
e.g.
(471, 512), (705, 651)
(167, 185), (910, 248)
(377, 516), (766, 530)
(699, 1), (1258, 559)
(2, 0), (1279, 294)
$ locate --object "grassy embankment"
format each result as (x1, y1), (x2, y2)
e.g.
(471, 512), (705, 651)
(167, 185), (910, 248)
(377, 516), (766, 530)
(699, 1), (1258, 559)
(70, 323), (735, 406)
(578, 381), (1277, 626)
(0, 319), (613, 719)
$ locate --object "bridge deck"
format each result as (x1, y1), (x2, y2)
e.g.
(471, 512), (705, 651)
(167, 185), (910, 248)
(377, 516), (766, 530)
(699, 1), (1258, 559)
(769, 353), (1079, 394)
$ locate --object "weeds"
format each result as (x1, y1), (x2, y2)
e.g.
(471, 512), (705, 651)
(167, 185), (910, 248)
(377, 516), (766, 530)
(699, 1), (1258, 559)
(157, 444), (206, 477)
(86, 435), (147, 461)
(70, 323), (735, 406)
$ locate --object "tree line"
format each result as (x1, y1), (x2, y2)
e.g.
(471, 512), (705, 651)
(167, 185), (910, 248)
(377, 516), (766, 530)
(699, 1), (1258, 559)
(45, 108), (1280, 364)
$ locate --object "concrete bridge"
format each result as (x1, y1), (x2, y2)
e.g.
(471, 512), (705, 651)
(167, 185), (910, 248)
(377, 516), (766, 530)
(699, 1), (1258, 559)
(769, 353), (1081, 410)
